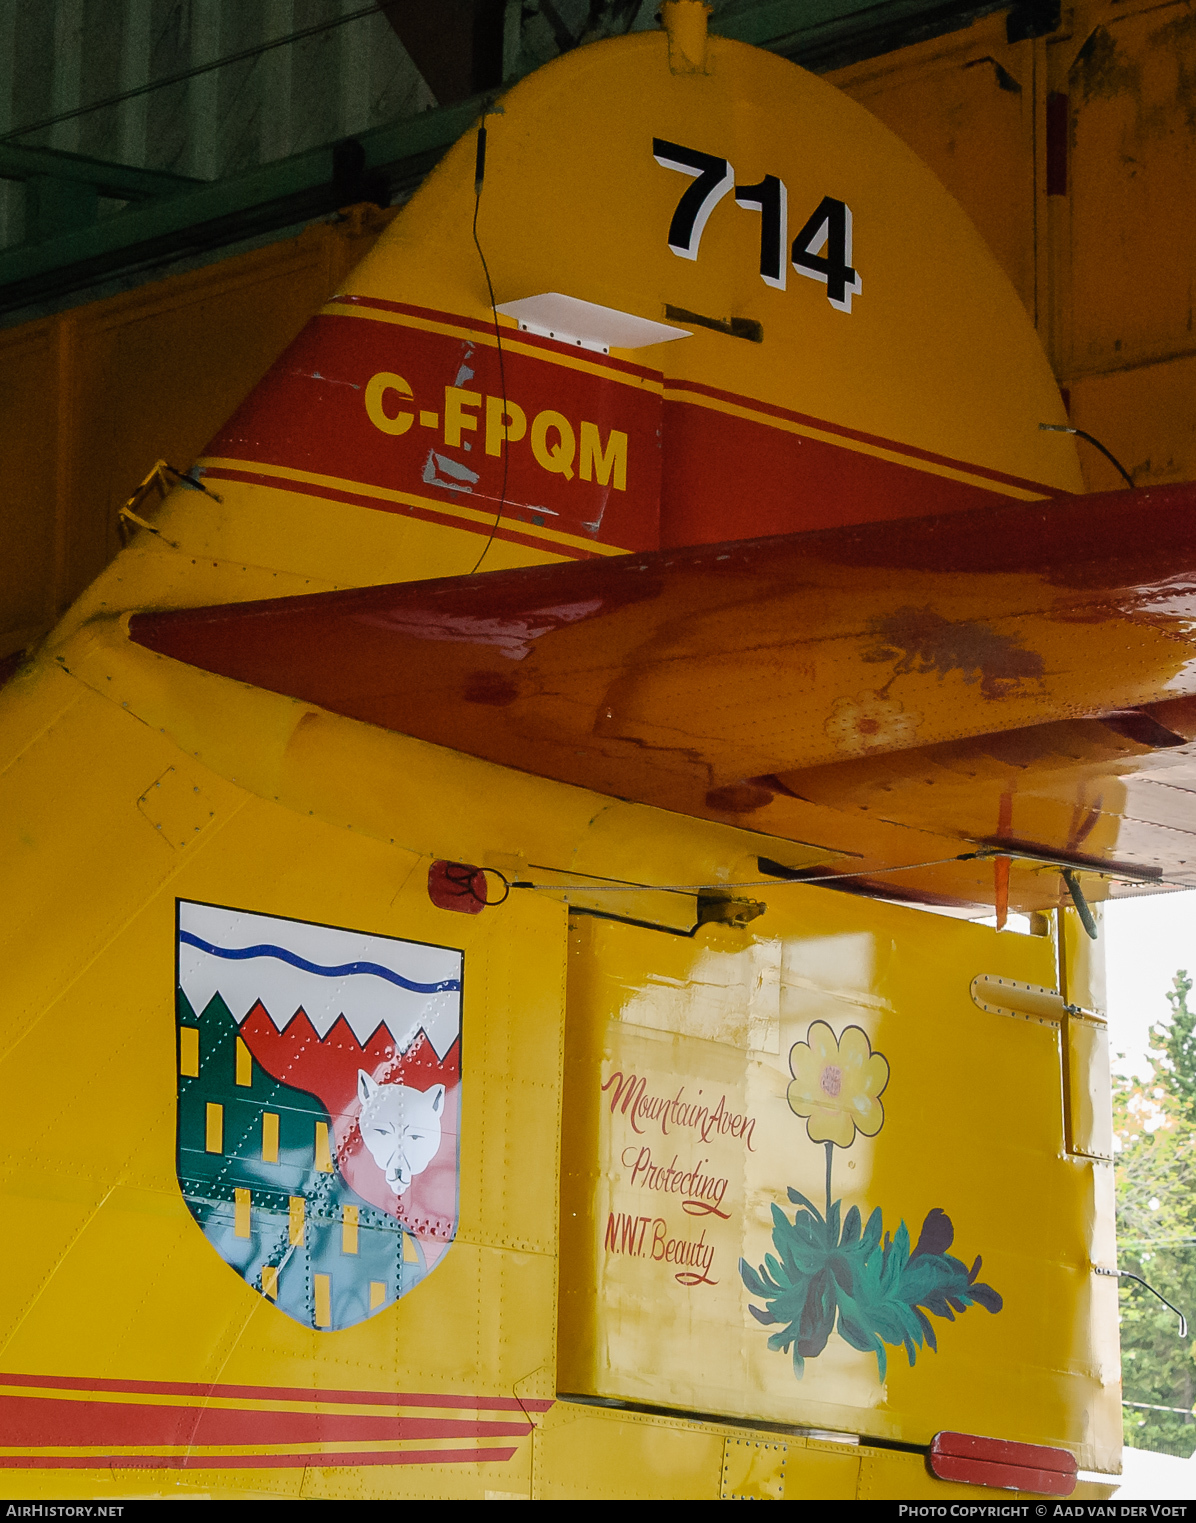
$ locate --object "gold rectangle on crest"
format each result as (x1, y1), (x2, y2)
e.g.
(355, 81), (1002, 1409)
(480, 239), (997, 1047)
(179, 1027), (199, 1077)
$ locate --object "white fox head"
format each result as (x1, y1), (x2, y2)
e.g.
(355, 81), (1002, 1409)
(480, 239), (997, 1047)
(357, 1071), (445, 1195)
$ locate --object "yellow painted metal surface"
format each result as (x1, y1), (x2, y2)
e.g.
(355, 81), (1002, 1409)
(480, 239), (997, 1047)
(338, 30), (1073, 495)
(0, 626), (1121, 1496)
(4, 0), (1196, 652)
(0, 657), (564, 1497)
(558, 904), (1119, 1473)
(0, 9), (1126, 1501)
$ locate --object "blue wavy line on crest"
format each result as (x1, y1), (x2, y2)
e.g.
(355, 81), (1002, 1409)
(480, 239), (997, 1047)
(178, 930), (461, 995)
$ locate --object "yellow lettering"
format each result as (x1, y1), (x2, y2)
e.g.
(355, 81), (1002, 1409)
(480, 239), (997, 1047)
(364, 371), (414, 435)
(580, 422), (627, 491)
(444, 386), (481, 446)
(531, 409), (576, 479)
(485, 394), (527, 456)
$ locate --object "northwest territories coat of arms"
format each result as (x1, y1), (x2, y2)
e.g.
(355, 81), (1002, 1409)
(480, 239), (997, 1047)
(175, 900), (462, 1331)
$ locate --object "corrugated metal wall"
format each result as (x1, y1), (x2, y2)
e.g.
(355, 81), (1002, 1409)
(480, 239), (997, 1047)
(1, 0), (1193, 661)
(0, 204), (395, 659)
(0, 0), (432, 248)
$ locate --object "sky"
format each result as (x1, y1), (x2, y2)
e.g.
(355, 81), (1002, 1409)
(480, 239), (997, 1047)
(1105, 890), (1196, 1080)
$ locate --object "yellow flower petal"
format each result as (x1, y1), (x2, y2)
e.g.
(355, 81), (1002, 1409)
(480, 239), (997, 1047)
(788, 1041), (823, 1089)
(863, 1051), (890, 1097)
(787, 1023), (890, 1147)
(851, 1092), (885, 1136)
(786, 1078), (817, 1118)
(804, 1107), (856, 1148)
(808, 1021), (838, 1064)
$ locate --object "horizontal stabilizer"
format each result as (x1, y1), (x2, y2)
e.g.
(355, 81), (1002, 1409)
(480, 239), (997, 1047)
(130, 481), (1196, 911)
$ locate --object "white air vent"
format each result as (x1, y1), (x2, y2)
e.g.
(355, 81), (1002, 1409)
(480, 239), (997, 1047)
(495, 293), (690, 354)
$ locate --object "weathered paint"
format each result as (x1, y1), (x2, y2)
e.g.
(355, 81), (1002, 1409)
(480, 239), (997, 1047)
(0, 11), (1122, 1501)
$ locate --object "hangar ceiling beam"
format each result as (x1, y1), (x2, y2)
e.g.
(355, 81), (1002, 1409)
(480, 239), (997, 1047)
(712, 0), (1013, 69)
(0, 98), (483, 317)
(0, 0), (1047, 316)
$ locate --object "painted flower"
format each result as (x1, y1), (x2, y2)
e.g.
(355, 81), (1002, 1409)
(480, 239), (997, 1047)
(824, 691), (920, 755)
(787, 1022), (889, 1147)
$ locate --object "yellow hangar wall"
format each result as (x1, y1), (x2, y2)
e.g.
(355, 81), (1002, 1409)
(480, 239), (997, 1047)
(834, 0), (1196, 493)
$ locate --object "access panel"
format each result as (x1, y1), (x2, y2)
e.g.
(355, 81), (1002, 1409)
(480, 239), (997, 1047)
(557, 895), (1119, 1473)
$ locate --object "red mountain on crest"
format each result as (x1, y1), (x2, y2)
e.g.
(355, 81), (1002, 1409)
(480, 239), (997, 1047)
(239, 1001), (459, 1249)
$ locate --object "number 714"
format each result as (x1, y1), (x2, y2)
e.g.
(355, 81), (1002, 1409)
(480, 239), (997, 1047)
(652, 138), (862, 314)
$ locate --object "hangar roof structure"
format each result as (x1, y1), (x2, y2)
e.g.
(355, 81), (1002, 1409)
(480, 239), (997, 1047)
(0, 0), (1059, 321)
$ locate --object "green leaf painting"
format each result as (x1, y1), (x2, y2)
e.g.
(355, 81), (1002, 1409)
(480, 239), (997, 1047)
(740, 1196), (1002, 1381)
(740, 1021), (1002, 1380)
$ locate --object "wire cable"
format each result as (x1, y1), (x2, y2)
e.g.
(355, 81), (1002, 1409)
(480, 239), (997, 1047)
(468, 119), (511, 574)
(483, 849), (1196, 901)
(488, 852), (992, 897)
(1039, 422), (1135, 488)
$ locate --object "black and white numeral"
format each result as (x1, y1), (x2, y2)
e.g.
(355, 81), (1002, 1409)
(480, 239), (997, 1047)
(791, 195), (862, 313)
(654, 140), (861, 314)
(651, 138), (734, 261)
(734, 175), (788, 290)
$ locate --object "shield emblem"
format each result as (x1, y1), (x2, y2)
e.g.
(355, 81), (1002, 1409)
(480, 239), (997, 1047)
(175, 900), (462, 1330)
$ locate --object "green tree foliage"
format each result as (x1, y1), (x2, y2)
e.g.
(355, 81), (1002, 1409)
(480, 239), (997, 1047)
(1161, 971), (1196, 1127)
(1114, 970), (1196, 1457)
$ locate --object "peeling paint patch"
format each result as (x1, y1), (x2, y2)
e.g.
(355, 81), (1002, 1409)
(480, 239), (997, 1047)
(293, 370), (361, 389)
(454, 344), (476, 388)
(423, 450), (479, 492)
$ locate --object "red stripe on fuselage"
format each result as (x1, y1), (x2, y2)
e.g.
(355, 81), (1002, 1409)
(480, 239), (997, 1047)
(206, 314), (661, 553)
(664, 376), (1059, 497)
(202, 466), (601, 560)
(200, 298), (1059, 558)
(659, 396), (1029, 544)
(332, 296), (1059, 500)
(0, 1447), (519, 1469)
(0, 1393), (533, 1447)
